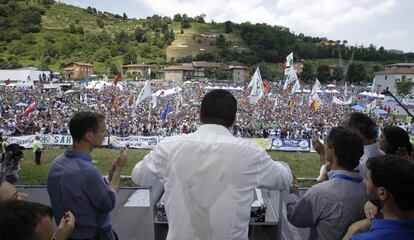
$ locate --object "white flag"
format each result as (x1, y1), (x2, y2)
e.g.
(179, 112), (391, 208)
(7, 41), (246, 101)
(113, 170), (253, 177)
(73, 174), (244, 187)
(283, 65), (298, 90)
(151, 94), (157, 109)
(366, 99), (377, 113)
(135, 80), (152, 107)
(284, 52), (294, 76)
(248, 67), (264, 104)
(344, 81), (348, 97)
(371, 77), (376, 93)
(273, 96), (278, 111)
(332, 96), (353, 105)
(311, 79), (322, 95)
(286, 52), (294, 68)
(309, 79), (322, 106)
(291, 79), (301, 94)
(56, 85), (63, 98)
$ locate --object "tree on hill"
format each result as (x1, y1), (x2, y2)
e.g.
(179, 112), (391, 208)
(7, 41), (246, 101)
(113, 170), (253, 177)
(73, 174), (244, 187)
(216, 34), (226, 48)
(134, 26), (146, 42)
(194, 14), (205, 23)
(173, 13), (182, 22)
(347, 63), (366, 83)
(180, 16), (191, 29)
(96, 17), (104, 28)
(316, 64), (330, 83)
(396, 79), (413, 96)
(224, 21), (232, 33)
(123, 12), (128, 20)
(300, 62), (314, 83)
(259, 62), (272, 81)
(123, 50), (137, 64)
(331, 65), (343, 82)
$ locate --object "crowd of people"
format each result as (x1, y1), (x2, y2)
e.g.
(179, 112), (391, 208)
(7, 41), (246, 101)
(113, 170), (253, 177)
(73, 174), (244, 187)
(0, 80), (412, 140)
(0, 86), (414, 240)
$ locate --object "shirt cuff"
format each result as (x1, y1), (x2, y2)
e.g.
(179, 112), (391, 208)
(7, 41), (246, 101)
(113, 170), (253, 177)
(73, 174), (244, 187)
(287, 193), (300, 204)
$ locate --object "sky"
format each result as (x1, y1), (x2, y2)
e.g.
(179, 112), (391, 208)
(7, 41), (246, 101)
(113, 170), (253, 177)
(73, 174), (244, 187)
(61, 0), (414, 53)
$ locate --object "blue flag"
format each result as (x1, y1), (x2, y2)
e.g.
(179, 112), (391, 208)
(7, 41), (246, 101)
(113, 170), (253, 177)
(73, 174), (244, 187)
(161, 103), (170, 120)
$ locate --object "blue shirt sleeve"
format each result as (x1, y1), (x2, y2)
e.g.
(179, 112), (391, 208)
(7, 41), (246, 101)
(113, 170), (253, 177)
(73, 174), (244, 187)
(83, 170), (117, 212)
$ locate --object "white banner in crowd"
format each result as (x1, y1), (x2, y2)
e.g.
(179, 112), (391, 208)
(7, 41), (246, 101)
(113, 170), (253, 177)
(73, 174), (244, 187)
(7, 135), (316, 152)
(6, 135), (161, 149)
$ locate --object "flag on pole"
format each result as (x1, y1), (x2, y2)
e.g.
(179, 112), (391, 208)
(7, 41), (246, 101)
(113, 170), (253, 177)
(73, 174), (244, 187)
(371, 77), (376, 93)
(283, 65), (298, 95)
(285, 52), (294, 68)
(287, 99), (294, 109)
(366, 99), (377, 113)
(291, 79), (301, 94)
(344, 81), (348, 97)
(272, 96), (278, 111)
(161, 103), (170, 120)
(309, 79), (322, 111)
(56, 85), (63, 98)
(128, 96), (134, 107)
(151, 94), (157, 109)
(263, 79), (271, 94)
(284, 52), (294, 76)
(135, 80), (152, 107)
(310, 94), (321, 111)
(112, 73), (123, 85)
(248, 67), (264, 104)
(332, 96), (353, 105)
(23, 100), (36, 116)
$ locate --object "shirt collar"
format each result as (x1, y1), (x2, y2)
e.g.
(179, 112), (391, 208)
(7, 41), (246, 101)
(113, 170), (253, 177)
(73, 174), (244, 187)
(372, 219), (414, 230)
(197, 124), (233, 136)
(364, 143), (381, 153)
(328, 169), (362, 180)
(64, 149), (92, 162)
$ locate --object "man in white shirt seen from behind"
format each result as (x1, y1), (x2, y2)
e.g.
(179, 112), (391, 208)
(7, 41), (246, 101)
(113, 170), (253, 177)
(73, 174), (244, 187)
(132, 89), (293, 240)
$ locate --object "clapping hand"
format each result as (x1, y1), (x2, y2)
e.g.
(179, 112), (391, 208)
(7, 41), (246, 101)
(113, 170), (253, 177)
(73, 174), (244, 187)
(52, 211), (75, 240)
(108, 148), (128, 182)
(312, 137), (325, 155)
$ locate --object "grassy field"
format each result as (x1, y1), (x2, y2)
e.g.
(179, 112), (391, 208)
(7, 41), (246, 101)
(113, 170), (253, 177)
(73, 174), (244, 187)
(16, 148), (320, 186)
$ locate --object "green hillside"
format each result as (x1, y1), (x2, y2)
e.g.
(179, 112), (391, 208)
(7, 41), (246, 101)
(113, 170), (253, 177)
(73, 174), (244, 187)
(0, 0), (413, 81)
(166, 22), (249, 62)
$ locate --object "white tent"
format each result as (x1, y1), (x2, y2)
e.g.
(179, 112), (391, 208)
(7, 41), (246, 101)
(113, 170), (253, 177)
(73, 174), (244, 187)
(0, 67), (50, 86)
(359, 91), (385, 99)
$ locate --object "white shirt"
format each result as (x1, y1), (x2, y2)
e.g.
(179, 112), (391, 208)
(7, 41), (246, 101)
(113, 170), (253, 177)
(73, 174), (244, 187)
(357, 143), (384, 178)
(132, 124), (292, 240)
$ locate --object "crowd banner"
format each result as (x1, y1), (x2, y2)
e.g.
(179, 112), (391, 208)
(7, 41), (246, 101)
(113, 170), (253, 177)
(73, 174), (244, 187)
(8, 135), (313, 152)
(6, 135), (161, 149)
(271, 138), (311, 152)
(109, 136), (160, 149)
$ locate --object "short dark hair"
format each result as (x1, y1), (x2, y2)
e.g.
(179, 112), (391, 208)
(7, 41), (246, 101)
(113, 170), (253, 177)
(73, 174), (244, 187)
(367, 155), (414, 211)
(347, 112), (378, 140)
(0, 200), (53, 240)
(200, 90), (237, 128)
(326, 126), (364, 170)
(382, 126), (413, 156)
(69, 112), (105, 142)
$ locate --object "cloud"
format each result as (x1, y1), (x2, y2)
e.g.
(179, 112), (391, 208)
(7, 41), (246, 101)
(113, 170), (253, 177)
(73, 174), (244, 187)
(273, 0), (397, 34)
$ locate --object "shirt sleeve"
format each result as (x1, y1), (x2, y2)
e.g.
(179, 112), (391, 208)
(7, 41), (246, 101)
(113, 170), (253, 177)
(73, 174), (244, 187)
(131, 143), (167, 187)
(286, 188), (322, 228)
(83, 170), (117, 212)
(257, 151), (292, 190)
